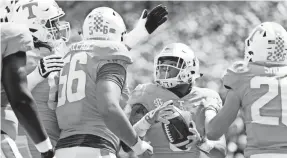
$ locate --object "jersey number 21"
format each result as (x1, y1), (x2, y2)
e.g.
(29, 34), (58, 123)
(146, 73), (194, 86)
(250, 76), (287, 126)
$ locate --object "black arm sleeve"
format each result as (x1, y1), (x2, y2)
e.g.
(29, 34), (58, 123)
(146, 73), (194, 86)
(2, 51), (48, 144)
(96, 63), (127, 91)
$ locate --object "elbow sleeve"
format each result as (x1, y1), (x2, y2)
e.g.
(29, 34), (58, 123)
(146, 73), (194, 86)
(96, 63), (127, 91)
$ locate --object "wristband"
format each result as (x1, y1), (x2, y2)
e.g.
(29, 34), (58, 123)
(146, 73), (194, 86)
(130, 137), (144, 155)
(133, 117), (151, 137)
(35, 137), (53, 153)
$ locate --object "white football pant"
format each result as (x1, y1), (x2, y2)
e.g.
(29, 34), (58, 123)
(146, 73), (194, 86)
(55, 147), (117, 158)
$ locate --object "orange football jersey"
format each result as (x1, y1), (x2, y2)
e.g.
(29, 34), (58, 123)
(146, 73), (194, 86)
(55, 40), (132, 151)
(128, 83), (222, 158)
(223, 61), (287, 157)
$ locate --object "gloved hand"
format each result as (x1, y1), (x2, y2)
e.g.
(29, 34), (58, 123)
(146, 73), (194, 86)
(133, 100), (174, 137)
(144, 4), (168, 34)
(38, 54), (64, 78)
(145, 100), (174, 125)
(185, 121), (202, 149)
(124, 4), (168, 49)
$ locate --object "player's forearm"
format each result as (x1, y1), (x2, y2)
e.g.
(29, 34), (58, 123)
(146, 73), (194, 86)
(7, 80), (48, 144)
(206, 123), (226, 140)
(2, 52), (49, 144)
(206, 110), (237, 140)
(102, 103), (138, 147)
(203, 110), (226, 157)
(27, 67), (45, 91)
(207, 90), (240, 140)
(2, 53), (52, 153)
(205, 109), (223, 140)
(9, 85), (54, 153)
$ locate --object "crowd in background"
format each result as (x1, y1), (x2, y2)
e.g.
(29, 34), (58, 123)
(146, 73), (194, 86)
(57, 1), (287, 158)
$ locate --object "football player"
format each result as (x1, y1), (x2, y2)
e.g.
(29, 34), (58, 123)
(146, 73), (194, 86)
(8, 0), (71, 157)
(124, 43), (227, 158)
(206, 22), (287, 158)
(1, 0), (63, 157)
(54, 5), (168, 158)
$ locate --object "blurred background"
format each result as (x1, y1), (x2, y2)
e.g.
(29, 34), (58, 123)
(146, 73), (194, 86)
(56, 1), (287, 158)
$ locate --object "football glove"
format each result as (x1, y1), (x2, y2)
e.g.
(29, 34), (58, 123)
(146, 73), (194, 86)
(41, 149), (55, 158)
(185, 121), (202, 149)
(38, 54), (64, 78)
(133, 100), (173, 137)
(124, 4), (168, 49)
(144, 5), (168, 34)
(145, 100), (174, 125)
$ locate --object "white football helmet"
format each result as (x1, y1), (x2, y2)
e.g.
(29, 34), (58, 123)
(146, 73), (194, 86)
(154, 43), (202, 88)
(244, 22), (287, 63)
(82, 7), (126, 41)
(10, 0), (70, 43)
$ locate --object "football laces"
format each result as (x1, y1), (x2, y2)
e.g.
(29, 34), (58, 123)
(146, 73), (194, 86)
(163, 123), (174, 142)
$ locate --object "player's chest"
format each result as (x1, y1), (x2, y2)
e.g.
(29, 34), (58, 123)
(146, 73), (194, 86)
(152, 94), (205, 113)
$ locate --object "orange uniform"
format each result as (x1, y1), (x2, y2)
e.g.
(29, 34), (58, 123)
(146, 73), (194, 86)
(128, 83), (222, 158)
(223, 61), (287, 157)
(55, 40), (132, 154)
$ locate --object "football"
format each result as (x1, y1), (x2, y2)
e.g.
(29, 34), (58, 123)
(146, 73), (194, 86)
(161, 107), (194, 150)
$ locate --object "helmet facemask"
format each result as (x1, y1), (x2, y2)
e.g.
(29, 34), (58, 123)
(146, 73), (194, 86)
(46, 16), (70, 42)
(154, 56), (202, 88)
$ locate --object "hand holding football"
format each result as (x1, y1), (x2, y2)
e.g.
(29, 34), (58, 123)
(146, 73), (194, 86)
(161, 106), (197, 150)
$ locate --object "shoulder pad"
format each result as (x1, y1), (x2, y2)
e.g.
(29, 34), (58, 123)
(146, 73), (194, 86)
(71, 40), (133, 64)
(222, 61), (249, 90)
(95, 41), (133, 64)
(1, 23), (34, 58)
